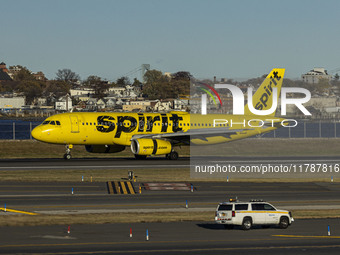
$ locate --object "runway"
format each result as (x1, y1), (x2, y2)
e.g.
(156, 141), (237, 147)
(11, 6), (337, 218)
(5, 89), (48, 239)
(1, 219), (340, 254)
(1, 155), (340, 170)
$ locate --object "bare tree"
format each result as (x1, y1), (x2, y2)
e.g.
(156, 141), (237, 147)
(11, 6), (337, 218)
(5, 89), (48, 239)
(55, 69), (80, 83)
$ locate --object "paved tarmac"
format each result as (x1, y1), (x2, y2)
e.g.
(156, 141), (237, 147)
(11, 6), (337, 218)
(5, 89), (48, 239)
(1, 156), (340, 170)
(0, 219), (340, 254)
(1, 181), (340, 214)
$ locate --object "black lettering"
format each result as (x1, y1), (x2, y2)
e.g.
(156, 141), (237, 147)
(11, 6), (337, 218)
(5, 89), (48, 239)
(115, 116), (137, 138)
(271, 78), (277, 86)
(146, 115), (160, 132)
(255, 102), (263, 110)
(96, 116), (115, 133)
(260, 93), (269, 107)
(169, 114), (183, 132)
(264, 86), (271, 96)
(138, 114), (145, 132)
(161, 114), (168, 132)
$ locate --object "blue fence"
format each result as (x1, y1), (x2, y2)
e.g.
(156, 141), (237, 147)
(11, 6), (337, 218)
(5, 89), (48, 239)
(0, 120), (41, 139)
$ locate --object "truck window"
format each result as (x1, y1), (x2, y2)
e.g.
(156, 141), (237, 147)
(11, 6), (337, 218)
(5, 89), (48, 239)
(251, 203), (265, 210)
(218, 204), (232, 211)
(263, 204), (275, 211)
(235, 204), (248, 210)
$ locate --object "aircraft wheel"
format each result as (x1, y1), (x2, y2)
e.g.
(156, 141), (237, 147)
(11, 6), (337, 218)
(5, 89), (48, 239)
(64, 153), (72, 160)
(169, 151), (179, 160)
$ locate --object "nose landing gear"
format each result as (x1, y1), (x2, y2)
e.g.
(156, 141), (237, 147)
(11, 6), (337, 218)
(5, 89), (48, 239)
(64, 144), (73, 160)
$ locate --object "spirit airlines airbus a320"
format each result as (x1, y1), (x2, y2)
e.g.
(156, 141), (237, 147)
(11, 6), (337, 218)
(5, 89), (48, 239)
(32, 69), (286, 160)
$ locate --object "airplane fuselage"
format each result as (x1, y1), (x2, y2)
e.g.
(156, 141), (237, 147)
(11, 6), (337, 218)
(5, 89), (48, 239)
(31, 111), (283, 146)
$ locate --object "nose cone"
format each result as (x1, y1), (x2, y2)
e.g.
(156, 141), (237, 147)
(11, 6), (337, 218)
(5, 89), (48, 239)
(31, 126), (42, 141)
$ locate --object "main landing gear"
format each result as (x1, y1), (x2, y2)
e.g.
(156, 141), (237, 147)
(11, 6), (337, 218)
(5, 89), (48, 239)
(166, 151), (179, 160)
(64, 144), (73, 160)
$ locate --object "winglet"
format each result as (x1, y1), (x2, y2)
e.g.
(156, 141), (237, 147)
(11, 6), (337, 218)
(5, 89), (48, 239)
(244, 68), (285, 116)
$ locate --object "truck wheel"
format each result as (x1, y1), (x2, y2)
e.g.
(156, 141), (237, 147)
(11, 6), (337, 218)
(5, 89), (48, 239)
(279, 217), (289, 229)
(242, 218), (252, 230)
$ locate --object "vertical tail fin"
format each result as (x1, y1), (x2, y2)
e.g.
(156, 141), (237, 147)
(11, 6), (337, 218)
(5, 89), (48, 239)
(244, 68), (285, 116)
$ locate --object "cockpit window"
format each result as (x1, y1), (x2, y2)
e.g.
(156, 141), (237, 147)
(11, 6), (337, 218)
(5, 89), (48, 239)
(42, 121), (50, 125)
(56, 121), (61, 125)
(50, 121), (55, 125)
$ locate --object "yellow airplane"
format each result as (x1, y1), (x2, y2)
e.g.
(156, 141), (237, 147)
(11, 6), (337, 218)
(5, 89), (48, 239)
(31, 69), (286, 160)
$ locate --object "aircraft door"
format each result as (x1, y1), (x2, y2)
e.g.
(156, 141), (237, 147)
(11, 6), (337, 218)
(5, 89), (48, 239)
(70, 115), (80, 133)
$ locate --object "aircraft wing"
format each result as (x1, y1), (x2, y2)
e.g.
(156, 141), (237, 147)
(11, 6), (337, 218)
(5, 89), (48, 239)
(131, 128), (251, 145)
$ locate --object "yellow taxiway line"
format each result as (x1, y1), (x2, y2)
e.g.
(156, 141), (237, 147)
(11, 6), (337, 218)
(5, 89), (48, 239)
(0, 207), (38, 215)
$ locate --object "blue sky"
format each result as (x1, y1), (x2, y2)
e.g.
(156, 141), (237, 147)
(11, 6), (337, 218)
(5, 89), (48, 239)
(1, 0), (340, 81)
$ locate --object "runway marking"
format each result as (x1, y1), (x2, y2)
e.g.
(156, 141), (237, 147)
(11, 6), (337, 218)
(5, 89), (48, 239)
(0, 207), (38, 215)
(273, 234), (340, 239)
(126, 181), (136, 194)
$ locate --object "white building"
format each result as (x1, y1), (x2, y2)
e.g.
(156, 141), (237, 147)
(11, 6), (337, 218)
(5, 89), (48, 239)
(302, 68), (332, 84)
(70, 88), (95, 97)
(0, 97), (25, 110)
(55, 96), (72, 111)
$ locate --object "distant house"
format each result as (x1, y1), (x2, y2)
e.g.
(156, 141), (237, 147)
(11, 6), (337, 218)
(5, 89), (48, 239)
(302, 68), (332, 84)
(153, 100), (173, 112)
(55, 96), (72, 111)
(0, 62), (12, 82)
(86, 98), (98, 111)
(108, 87), (125, 97)
(96, 99), (106, 110)
(105, 98), (116, 108)
(70, 88), (95, 97)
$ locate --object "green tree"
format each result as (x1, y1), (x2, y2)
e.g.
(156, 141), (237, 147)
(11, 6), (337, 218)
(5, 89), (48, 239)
(116, 76), (130, 87)
(132, 78), (142, 87)
(143, 69), (164, 85)
(12, 67), (35, 81)
(17, 80), (44, 105)
(44, 80), (70, 98)
(142, 70), (190, 99)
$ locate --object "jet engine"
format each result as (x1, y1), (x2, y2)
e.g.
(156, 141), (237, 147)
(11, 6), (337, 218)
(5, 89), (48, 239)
(131, 139), (172, 156)
(85, 144), (126, 153)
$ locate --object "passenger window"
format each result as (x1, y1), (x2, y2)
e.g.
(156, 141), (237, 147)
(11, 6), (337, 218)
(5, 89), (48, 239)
(263, 204), (275, 211)
(90, 123), (92, 125)
(50, 121), (55, 125)
(252, 204), (265, 210)
(235, 204), (248, 211)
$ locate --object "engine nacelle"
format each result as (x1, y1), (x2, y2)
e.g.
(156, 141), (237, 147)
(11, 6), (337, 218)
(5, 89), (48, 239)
(85, 144), (125, 153)
(131, 139), (172, 156)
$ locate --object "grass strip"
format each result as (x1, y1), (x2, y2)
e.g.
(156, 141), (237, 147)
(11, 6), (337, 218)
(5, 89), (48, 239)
(0, 210), (339, 227)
